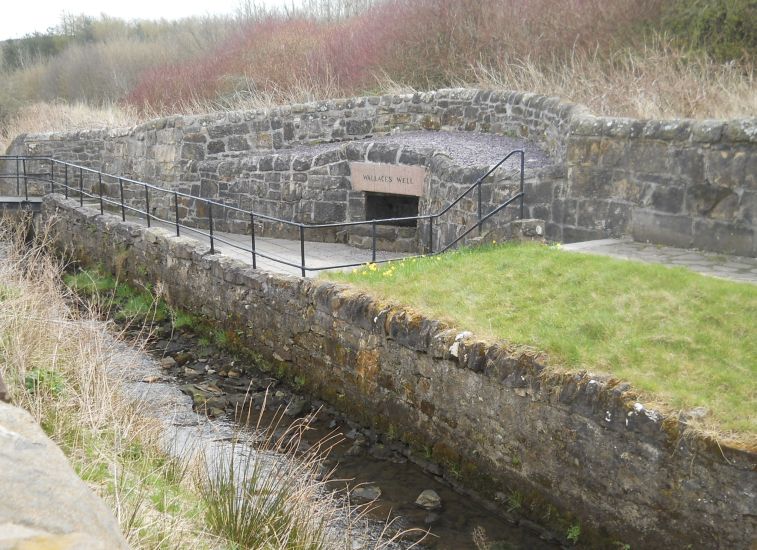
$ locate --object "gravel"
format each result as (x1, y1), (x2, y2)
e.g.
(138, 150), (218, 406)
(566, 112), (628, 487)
(268, 130), (552, 168)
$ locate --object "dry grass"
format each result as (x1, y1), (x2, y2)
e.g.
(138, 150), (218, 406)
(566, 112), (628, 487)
(472, 40), (757, 119)
(1, 0), (755, 138)
(198, 403), (416, 549)
(0, 217), (219, 548)
(0, 101), (141, 151)
(0, 217), (418, 549)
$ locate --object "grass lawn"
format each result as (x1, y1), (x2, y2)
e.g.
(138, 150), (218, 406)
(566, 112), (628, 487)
(324, 242), (757, 441)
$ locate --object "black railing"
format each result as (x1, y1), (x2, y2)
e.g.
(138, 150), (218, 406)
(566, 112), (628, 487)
(0, 153), (525, 276)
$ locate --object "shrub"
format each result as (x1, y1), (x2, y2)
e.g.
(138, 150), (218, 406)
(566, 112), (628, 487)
(664, 0), (757, 61)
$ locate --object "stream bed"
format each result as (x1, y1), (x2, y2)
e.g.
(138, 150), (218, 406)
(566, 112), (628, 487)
(111, 319), (561, 550)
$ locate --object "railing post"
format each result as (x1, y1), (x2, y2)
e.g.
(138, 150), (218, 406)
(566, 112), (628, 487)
(427, 216), (434, 254)
(477, 180), (482, 235)
(144, 184), (150, 228)
(250, 213), (257, 269)
(520, 151), (525, 220)
(371, 221), (377, 263)
(208, 202), (214, 254)
(299, 225), (306, 277)
(15, 157), (20, 195)
(64, 164), (69, 199)
(79, 167), (83, 206)
(49, 160), (54, 194)
(98, 173), (104, 215)
(119, 178), (125, 221)
(174, 192), (180, 236)
(22, 159), (28, 202)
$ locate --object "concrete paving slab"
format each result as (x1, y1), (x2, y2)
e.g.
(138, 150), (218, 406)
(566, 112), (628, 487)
(562, 238), (757, 285)
(133, 216), (408, 278)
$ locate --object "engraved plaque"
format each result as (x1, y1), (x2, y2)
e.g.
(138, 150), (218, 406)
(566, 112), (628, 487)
(349, 162), (426, 196)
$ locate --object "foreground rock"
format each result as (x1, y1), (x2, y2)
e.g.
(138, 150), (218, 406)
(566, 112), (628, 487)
(0, 401), (128, 550)
(414, 489), (442, 510)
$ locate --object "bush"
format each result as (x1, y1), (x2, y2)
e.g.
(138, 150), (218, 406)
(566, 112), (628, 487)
(664, 0), (757, 61)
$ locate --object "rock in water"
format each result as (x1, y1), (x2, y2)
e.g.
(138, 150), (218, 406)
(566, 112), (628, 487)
(415, 489), (442, 510)
(284, 396), (308, 417)
(351, 484), (382, 502)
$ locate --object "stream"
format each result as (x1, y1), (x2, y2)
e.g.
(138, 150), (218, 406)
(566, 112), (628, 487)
(110, 319), (560, 550)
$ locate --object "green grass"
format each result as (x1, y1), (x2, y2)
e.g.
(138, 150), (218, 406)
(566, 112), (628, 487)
(65, 268), (171, 323)
(325, 243), (757, 439)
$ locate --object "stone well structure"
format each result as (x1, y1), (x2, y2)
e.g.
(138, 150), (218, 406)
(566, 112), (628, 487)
(6, 88), (756, 256)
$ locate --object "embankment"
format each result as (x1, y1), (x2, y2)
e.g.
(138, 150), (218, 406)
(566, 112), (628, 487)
(41, 194), (757, 548)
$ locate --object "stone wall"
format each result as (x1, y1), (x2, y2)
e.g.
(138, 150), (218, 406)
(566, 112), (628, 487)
(43, 195), (756, 549)
(6, 88), (756, 256)
(5, 131), (531, 253)
(556, 117), (757, 254)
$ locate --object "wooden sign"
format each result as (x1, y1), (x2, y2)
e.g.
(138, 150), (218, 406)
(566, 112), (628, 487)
(349, 162), (426, 196)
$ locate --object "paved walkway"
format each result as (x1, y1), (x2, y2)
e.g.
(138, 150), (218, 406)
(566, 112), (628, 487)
(123, 212), (757, 283)
(16, 198), (756, 283)
(562, 239), (757, 285)
(141, 217), (406, 277)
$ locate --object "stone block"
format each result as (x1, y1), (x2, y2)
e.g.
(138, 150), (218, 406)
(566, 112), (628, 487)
(691, 120), (725, 143)
(258, 156), (274, 171)
(524, 178), (554, 204)
(703, 148), (748, 190)
(646, 183), (685, 214)
(256, 133), (273, 149)
(739, 190), (757, 224)
(671, 147), (704, 183)
(631, 210), (693, 248)
(685, 182), (739, 220)
(345, 143), (366, 161)
(313, 149), (342, 167)
(292, 157), (312, 171)
(577, 200), (631, 235)
(642, 120), (691, 141)
(399, 147), (430, 166)
(329, 161), (350, 176)
(180, 143), (204, 161)
(346, 119), (373, 135)
(567, 166), (615, 199)
(367, 143), (399, 164)
(182, 132), (207, 143)
(611, 176), (645, 204)
(722, 119), (757, 142)
(207, 123), (248, 139)
(273, 156), (291, 171)
(283, 122), (295, 141)
(228, 136), (250, 151)
(692, 219), (754, 256)
(313, 201), (347, 222)
(550, 197), (577, 226)
(561, 225), (606, 243)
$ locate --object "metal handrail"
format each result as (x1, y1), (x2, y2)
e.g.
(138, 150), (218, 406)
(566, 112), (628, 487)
(1, 153), (526, 276)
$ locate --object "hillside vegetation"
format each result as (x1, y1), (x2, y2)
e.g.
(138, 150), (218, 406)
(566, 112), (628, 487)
(1, 0), (755, 148)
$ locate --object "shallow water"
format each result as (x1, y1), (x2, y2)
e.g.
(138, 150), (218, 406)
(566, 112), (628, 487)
(102, 323), (558, 550)
(253, 409), (558, 550)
